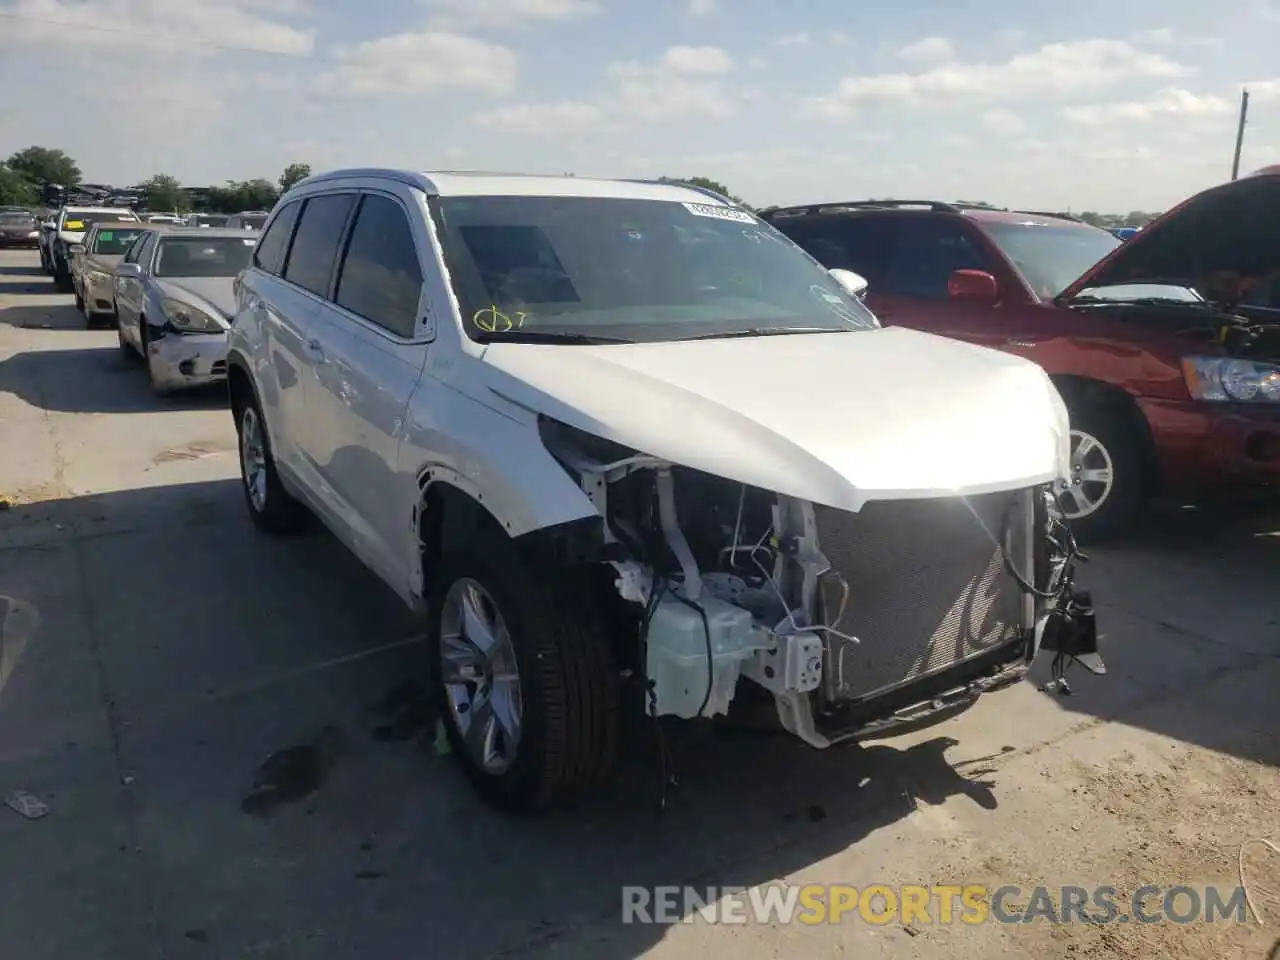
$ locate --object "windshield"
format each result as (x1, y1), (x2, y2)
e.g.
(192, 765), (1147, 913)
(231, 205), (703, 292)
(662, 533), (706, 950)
(154, 236), (256, 277)
(60, 212), (139, 232)
(234, 214), (267, 230)
(1073, 282), (1204, 303)
(0, 213), (34, 226)
(979, 221), (1122, 299)
(192, 215), (229, 227)
(435, 196), (879, 343)
(90, 227), (148, 256)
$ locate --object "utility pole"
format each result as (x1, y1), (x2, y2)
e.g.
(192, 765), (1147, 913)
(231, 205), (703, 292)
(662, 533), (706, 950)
(1231, 88), (1250, 180)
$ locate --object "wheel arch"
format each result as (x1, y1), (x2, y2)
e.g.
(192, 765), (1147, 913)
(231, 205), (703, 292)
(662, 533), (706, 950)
(1050, 374), (1161, 493)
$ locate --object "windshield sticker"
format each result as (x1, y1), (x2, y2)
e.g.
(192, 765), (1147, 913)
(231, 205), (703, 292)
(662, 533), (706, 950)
(99, 231), (114, 242)
(682, 202), (755, 224)
(472, 306), (531, 333)
(63, 220), (84, 230)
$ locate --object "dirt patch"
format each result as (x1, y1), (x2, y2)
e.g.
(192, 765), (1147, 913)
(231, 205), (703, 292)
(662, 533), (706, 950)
(151, 441), (230, 464)
(959, 743), (1280, 959)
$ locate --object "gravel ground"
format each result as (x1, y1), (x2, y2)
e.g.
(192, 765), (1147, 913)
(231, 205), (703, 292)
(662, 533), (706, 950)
(1, 248), (1278, 959)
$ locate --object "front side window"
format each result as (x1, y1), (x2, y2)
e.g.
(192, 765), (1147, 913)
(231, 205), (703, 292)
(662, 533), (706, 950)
(283, 195), (355, 297)
(980, 221), (1122, 300)
(436, 196), (878, 343)
(154, 236), (257, 277)
(880, 220), (992, 299)
(334, 194), (423, 338)
(91, 227), (148, 256)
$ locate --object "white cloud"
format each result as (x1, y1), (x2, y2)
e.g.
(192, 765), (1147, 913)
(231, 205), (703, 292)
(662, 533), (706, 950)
(1248, 79), (1280, 100)
(0, 0), (315, 55)
(1256, 0), (1280, 20)
(331, 32), (518, 95)
(421, 0), (599, 27)
(897, 36), (956, 65)
(774, 32), (811, 46)
(1061, 88), (1232, 125)
(981, 108), (1029, 136)
(747, 55), (769, 70)
(477, 44), (740, 133)
(1133, 27), (1224, 51)
(804, 39), (1189, 119)
(607, 45), (738, 120)
(686, 0), (715, 15)
(474, 101), (602, 134)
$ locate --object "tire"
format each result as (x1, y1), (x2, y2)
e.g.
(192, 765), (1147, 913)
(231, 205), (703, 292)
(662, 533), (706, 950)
(428, 543), (620, 813)
(1058, 402), (1146, 543)
(234, 394), (305, 535)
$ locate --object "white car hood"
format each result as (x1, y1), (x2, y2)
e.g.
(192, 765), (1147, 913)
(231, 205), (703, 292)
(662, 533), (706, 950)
(478, 326), (1071, 512)
(58, 230), (87, 244)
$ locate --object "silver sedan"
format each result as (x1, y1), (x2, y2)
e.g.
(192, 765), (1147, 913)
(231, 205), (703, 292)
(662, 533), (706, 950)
(113, 227), (259, 395)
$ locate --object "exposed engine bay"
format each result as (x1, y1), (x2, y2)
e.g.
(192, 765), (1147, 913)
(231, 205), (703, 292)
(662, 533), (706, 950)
(538, 417), (1105, 749)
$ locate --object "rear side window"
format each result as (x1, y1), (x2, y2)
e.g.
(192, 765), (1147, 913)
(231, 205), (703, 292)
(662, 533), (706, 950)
(881, 219), (991, 299)
(334, 194), (424, 338)
(283, 194), (355, 296)
(772, 215), (890, 285)
(254, 201), (301, 275)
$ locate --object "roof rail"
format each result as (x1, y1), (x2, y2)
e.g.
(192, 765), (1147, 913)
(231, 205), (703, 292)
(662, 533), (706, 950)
(757, 199), (963, 218)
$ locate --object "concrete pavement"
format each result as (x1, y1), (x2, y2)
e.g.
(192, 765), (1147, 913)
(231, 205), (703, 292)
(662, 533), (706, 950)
(1, 249), (1278, 959)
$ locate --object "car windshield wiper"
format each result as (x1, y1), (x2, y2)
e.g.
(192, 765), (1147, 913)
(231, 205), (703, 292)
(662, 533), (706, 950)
(474, 329), (634, 344)
(677, 326), (852, 341)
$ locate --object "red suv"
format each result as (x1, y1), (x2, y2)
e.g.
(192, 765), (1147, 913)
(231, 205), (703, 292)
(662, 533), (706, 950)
(760, 174), (1280, 540)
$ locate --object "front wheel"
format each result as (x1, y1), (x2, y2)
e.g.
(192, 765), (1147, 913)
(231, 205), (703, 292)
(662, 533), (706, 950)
(1056, 403), (1146, 543)
(428, 545), (620, 813)
(235, 397), (305, 534)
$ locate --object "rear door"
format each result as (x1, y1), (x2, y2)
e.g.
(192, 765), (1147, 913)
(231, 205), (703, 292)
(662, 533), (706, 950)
(305, 188), (432, 586)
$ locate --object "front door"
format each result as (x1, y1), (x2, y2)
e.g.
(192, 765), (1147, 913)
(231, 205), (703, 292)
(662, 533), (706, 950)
(304, 190), (431, 587)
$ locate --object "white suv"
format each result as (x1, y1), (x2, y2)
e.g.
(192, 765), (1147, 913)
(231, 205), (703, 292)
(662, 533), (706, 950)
(227, 169), (1105, 812)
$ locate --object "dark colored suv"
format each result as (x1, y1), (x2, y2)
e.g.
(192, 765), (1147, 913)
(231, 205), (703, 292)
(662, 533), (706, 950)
(760, 175), (1280, 540)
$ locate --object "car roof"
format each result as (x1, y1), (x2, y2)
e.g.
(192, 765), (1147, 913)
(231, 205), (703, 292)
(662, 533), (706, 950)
(292, 168), (734, 205)
(85, 220), (149, 232)
(759, 199), (1102, 231)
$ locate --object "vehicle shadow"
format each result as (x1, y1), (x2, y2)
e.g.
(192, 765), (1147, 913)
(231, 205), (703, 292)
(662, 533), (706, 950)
(0, 479), (1000, 960)
(0, 276), (50, 296)
(0, 344), (228, 412)
(0, 303), (85, 331)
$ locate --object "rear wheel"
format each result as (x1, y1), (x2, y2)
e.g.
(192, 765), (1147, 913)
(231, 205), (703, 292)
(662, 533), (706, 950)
(235, 396), (305, 534)
(428, 542), (620, 813)
(1056, 403), (1145, 542)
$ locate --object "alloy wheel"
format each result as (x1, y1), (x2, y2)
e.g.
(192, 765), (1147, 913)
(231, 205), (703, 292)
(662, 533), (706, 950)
(239, 406), (269, 512)
(439, 578), (524, 775)
(1056, 429), (1115, 520)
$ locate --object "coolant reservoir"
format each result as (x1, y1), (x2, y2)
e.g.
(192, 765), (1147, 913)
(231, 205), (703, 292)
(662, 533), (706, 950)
(645, 593), (757, 719)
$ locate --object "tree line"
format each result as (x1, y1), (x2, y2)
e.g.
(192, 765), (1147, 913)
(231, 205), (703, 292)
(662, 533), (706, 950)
(0, 145), (313, 213)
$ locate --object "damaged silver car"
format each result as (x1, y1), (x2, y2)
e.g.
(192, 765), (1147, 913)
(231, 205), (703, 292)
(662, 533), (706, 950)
(226, 169), (1106, 812)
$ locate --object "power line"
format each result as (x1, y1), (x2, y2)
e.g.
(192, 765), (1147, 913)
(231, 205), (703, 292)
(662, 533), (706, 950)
(0, 10), (343, 64)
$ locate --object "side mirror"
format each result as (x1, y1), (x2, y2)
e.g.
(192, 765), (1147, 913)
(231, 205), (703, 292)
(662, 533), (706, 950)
(115, 263), (142, 279)
(69, 244), (86, 255)
(828, 267), (869, 299)
(948, 269), (999, 302)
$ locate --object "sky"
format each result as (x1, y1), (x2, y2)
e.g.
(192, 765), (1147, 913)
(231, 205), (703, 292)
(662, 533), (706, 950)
(0, 0), (1278, 212)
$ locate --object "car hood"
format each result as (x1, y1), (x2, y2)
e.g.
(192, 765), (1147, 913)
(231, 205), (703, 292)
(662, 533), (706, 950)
(1059, 170), (1280, 303)
(57, 230), (87, 244)
(477, 326), (1071, 512)
(155, 277), (236, 320)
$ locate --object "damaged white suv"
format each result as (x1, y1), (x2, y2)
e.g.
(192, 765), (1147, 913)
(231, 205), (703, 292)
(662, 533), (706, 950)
(227, 169), (1106, 811)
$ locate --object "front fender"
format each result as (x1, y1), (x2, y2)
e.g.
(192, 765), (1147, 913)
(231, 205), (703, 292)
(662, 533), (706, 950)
(404, 378), (598, 539)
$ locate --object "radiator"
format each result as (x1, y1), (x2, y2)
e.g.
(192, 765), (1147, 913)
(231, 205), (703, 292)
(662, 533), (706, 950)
(814, 489), (1029, 703)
